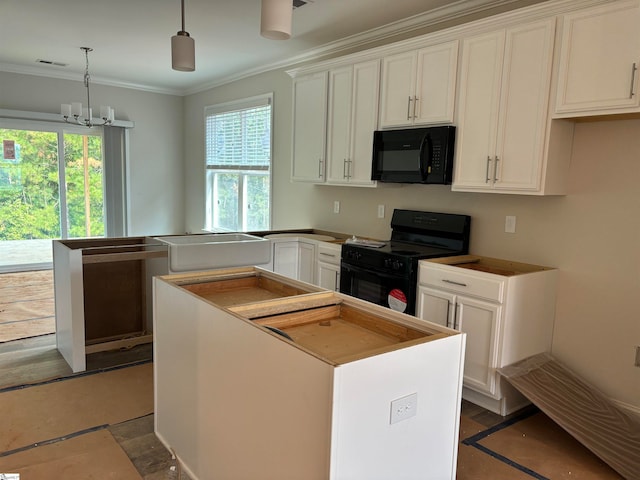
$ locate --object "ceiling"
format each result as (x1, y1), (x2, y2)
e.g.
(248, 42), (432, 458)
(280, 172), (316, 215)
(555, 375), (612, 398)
(1, 0), (538, 96)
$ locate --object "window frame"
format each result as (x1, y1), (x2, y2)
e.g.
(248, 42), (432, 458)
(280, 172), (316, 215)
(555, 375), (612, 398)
(204, 93), (273, 232)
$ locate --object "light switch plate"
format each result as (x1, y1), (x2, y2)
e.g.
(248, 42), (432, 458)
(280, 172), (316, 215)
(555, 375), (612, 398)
(333, 201), (340, 214)
(377, 204), (385, 218)
(505, 215), (516, 233)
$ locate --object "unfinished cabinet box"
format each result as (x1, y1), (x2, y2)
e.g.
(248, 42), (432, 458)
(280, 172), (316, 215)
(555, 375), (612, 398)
(53, 237), (168, 372)
(154, 267), (466, 480)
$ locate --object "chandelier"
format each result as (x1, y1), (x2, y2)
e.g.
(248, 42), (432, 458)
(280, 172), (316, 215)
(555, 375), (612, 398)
(61, 47), (114, 127)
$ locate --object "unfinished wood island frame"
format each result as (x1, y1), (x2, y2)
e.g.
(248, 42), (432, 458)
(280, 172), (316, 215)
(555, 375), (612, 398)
(153, 267), (466, 480)
(53, 237), (168, 372)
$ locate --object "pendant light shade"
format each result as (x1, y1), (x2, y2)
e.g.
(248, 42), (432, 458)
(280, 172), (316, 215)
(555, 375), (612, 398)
(260, 0), (293, 40)
(172, 32), (195, 71)
(171, 0), (195, 71)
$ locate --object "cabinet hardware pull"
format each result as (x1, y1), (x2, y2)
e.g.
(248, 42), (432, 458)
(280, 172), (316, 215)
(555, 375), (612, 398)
(343, 159), (348, 179)
(319, 252), (336, 258)
(494, 156), (500, 182)
(446, 301), (453, 329)
(453, 302), (460, 330)
(442, 279), (467, 287)
(413, 96), (419, 119)
(347, 159), (352, 179)
(407, 96), (413, 120)
(630, 63), (637, 98)
(485, 156), (492, 183)
(318, 158), (324, 178)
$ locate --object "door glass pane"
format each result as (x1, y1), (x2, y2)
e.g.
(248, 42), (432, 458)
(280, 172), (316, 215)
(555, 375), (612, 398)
(64, 133), (105, 238)
(0, 129), (61, 240)
(244, 173), (269, 231)
(214, 172), (239, 231)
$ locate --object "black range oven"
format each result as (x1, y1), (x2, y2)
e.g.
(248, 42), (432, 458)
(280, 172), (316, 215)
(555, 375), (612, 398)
(340, 209), (470, 315)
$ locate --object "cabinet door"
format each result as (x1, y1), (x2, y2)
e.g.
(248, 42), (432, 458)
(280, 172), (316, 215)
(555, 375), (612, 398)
(326, 66), (353, 184)
(415, 41), (458, 124)
(272, 241), (299, 279)
(298, 241), (316, 284)
(379, 51), (417, 128)
(317, 262), (340, 291)
(348, 60), (379, 185)
(291, 72), (328, 182)
(455, 296), (501, 395)
(494, 19), (555, 191)
(556, 0), (640, 114)
(453, 30), (505, 189)
(416, 286), (454, 328)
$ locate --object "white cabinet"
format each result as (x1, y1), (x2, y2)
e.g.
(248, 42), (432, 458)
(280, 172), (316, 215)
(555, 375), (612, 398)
(291, 72), (328, 183)
(416, 256), (557, 415)
(379, 41), (458, 128)
(316, 241), (341, 291)
(555, 0), (640, 116)
(272, 239), (316, 284)
(326, 60), (379, 186)
(453, 19), (573, 195)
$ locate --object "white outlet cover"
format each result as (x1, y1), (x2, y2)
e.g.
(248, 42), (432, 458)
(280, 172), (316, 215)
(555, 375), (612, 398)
(390, 392), (418, 424)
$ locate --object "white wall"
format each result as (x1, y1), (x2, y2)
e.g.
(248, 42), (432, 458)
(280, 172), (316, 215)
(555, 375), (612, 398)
(0, 71), (185, 236)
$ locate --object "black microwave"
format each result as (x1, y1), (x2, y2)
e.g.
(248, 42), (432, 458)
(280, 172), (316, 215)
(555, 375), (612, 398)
(371, 126), (456, 184)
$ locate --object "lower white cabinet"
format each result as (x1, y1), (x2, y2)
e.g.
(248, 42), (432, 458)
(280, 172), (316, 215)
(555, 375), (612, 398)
(416, 255), (557, 415)
(272, 239), (316, 284)
(154, 267), (466, 480)
(316, 241), (341, 291)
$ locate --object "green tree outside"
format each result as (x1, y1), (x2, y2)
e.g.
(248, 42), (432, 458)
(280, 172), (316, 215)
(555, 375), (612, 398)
(0, 128), (104, 241)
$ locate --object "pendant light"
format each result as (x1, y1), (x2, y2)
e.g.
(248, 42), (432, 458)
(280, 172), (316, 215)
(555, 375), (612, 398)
(260, 0), (293, 40)
(172, 0), (195, 71)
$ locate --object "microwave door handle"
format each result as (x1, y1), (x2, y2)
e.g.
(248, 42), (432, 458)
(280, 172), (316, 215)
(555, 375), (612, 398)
(419, 134), (431, 181)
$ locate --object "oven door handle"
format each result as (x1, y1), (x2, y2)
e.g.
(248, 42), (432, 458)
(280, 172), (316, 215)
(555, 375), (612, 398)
(341, 262), (405, 281)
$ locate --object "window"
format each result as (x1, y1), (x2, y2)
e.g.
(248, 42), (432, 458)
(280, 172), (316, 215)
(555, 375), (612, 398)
(205, 94), (272, 232)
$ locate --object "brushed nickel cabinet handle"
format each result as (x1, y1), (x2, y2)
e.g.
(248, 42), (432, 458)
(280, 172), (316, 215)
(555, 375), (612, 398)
(494, 156), (500, 182)
(413, 96), (419, 119)
(318, 158), (324, 178)
(630, 63), (637, 98)
(442, 279), (467, 287)
(446, 301), (453, 329)
(343, 159), (348, 179)
(407, 96), (413, 120)
(485, 156), (492, 183)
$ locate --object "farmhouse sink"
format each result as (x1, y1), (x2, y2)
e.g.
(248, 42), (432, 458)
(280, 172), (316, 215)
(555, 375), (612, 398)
(155, 234), (270, 272)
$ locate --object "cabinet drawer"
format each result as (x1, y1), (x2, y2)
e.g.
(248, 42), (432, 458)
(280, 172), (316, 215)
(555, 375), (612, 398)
(419, 266), (504, 303)
(317, 243), (341, 265)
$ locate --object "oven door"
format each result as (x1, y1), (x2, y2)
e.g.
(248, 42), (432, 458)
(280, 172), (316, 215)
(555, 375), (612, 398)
(340, 262), (415, 315)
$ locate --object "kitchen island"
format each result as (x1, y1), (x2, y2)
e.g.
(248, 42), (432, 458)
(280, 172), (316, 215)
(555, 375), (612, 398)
(153, 267), (466, 480)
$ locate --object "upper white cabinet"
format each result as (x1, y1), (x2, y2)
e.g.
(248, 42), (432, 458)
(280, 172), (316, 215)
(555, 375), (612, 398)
(326, 60), (380, 186)
(291, 72), (328, 183)
(379, 41), (458, 128)
(555, 0), (640, 116)
(453, 18), (573, 195)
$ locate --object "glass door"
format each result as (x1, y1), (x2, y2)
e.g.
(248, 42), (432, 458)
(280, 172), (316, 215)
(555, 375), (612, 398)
(0, 123), (105, 272)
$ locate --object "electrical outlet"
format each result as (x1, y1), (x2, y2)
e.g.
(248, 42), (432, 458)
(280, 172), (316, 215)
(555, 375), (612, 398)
(390, 393), (418, 424)
(333, 201), (340, 214)
(377, 205), (385, 219)
(505, 215), (516, 233)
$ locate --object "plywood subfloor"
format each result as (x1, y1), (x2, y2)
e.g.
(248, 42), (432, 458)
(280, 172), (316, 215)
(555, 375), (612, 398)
(0, 270), (55, 342)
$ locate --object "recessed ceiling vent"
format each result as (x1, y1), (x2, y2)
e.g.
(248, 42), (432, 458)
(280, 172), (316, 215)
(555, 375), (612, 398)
(293, 0), (314, 8)
(36, 59), (68, 67)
